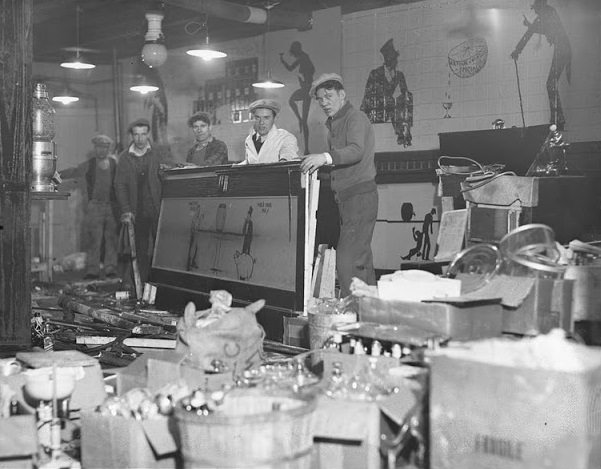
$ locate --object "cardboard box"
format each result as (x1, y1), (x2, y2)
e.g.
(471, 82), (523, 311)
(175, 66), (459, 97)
(0, 415), (37, 468)
(283, 315), (309, 348)
(146, 353), (233, 392)
(313, 350), (419, 469)
(502, 278), (572, 335)
(429, 339), (601, 469)
(80, 412), (178, 469)
(359, 296), (503, 341)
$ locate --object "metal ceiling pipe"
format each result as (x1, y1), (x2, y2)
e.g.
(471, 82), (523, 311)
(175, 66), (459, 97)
(163, 0), (313, 31)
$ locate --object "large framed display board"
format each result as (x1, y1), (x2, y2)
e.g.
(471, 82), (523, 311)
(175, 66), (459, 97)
(151, 162), (318, 335)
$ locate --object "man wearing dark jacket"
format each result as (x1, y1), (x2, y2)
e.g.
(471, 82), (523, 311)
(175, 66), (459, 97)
(61, 134), (119, 279)
(301, 73), (378, 297)
(115, 118), (169, 285)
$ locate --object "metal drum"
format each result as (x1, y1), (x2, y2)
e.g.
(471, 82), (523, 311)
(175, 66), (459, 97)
(564, 264), (601, 323)
(32, 140), (57, 191)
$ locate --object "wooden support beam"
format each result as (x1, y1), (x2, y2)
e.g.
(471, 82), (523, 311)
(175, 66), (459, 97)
(0, 0), (33, 350)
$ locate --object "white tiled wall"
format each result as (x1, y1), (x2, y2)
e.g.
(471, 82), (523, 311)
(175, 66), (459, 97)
(342, 0), (601, 152)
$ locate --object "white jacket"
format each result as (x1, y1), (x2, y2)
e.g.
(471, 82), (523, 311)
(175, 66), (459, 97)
(241, 125), (299, 164)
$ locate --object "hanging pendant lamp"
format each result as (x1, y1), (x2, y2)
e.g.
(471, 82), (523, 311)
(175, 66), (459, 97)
(141, 11), (168, 68)
(130, 61), (160, 94)
(61, 6), (96, 70)
(186, 15), (226, 61)
(52, 85), (79, 105)
(252, 3), (284, 89)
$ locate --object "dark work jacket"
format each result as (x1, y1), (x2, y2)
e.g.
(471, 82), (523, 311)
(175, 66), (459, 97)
(85, 157), (119, 222)
(85, 157), (117, 202)
(115, 145), (167, 220)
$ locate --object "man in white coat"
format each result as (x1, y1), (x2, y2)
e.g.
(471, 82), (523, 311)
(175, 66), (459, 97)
(240, 99), (300, 164)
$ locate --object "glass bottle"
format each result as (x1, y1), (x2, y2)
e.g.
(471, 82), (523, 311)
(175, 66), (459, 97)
(325, 361), (347, 399)
(32, 83), (56, 141)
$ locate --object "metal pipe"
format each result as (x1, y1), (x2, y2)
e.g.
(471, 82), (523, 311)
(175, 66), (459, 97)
(163, 0), (312, 31)
(111, 47), (122, 152)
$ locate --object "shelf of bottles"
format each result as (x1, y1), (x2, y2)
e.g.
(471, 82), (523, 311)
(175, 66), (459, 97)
(193, 58), (258, 125)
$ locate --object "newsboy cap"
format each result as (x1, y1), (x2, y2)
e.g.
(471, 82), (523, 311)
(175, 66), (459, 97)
(127, 118), (151, 133)
(249, 99), (281, 115)
(91, 134), (113, 146)
(309, 73), (344, 97)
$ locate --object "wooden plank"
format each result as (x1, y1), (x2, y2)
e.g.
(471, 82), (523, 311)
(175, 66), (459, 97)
(0, 0), (33, 348)
(76, 336), (177, 349)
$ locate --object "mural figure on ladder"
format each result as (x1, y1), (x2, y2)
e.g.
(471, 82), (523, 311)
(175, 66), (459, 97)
(280, 41), (315, 154)
(511, 0), (571, 129)
(361, 38), (413, 147)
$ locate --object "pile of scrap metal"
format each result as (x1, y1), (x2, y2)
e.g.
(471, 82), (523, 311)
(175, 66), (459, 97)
(34, 289), (178, 368)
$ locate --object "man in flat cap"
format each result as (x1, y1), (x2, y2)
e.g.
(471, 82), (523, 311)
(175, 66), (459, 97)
(301, 73), (378, 297)
(239, 99), (299, 164)
(115, 118), (172, 288)
(60, 133), (119, 279)
(186, 112), (229, 167)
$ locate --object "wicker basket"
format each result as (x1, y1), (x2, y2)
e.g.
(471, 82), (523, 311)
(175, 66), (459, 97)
(175, 390), (316, 468)
(308, 311), (357, 350)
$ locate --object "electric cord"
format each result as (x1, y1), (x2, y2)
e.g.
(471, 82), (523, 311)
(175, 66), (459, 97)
(437, 155), (515, 192)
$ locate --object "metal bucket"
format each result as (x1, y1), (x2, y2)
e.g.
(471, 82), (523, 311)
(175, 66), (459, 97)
(175, 390), (316, 469)
(564, 264), (601, 323)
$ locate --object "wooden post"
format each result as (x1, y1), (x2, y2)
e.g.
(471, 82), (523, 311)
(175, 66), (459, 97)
(0, 0), (33, 350)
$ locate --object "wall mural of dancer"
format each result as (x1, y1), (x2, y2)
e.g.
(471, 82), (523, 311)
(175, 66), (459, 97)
(511, 0), (571, 128)
(144, 67), (169, 145)
(361, 38), (413, 147)
(279, 41), (315, 154)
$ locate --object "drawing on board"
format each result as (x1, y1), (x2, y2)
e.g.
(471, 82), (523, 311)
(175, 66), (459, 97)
(154, 196), (298, 291)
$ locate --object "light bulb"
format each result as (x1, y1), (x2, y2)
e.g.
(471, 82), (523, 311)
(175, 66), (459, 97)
(142, 42), (167, 68)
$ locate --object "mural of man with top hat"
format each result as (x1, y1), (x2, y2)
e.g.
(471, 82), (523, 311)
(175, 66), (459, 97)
(361, 38), (413, 147)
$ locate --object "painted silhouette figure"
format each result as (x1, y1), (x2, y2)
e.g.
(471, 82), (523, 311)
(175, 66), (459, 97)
(144, 67), (169, 145)
(211, 203), (227, 272)
(280, 41), (315, 154)
(421, 208), (436, 261)
(361, 38), (413, 147)
(186, 205), (205, 271)
(511, 0), (571, 128)
(234, 206), (256, 280)
(402, 228), (423, 261)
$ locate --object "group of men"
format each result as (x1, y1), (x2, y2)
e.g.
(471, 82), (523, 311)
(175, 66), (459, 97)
(74, 71), (378, 298)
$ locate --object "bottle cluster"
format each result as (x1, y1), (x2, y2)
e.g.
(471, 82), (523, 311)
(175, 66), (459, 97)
(322, 331), (443, 361)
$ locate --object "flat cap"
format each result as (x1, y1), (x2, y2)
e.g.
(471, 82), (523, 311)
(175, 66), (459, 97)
(128, 118), (151, 133)
(309, 73), (344, 97)
(249, 99), (280, 115)
(91, 134), (113, 145)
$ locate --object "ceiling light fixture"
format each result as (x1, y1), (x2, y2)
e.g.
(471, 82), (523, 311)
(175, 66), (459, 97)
(61, 5), (96, 70)
(252, 2), (284, 89)
(186, 14), (227, 61)
(52, 86), (79, 105)
(130, 63), (160, 94)
(141, 11), (168, 68)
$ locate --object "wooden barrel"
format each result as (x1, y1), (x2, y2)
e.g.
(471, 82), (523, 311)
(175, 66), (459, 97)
(175, 390), (316, 469)
(308, 311), (357, 350)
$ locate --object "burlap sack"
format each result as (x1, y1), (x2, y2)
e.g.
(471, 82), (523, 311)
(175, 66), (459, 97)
(176, 299), (265, 374)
